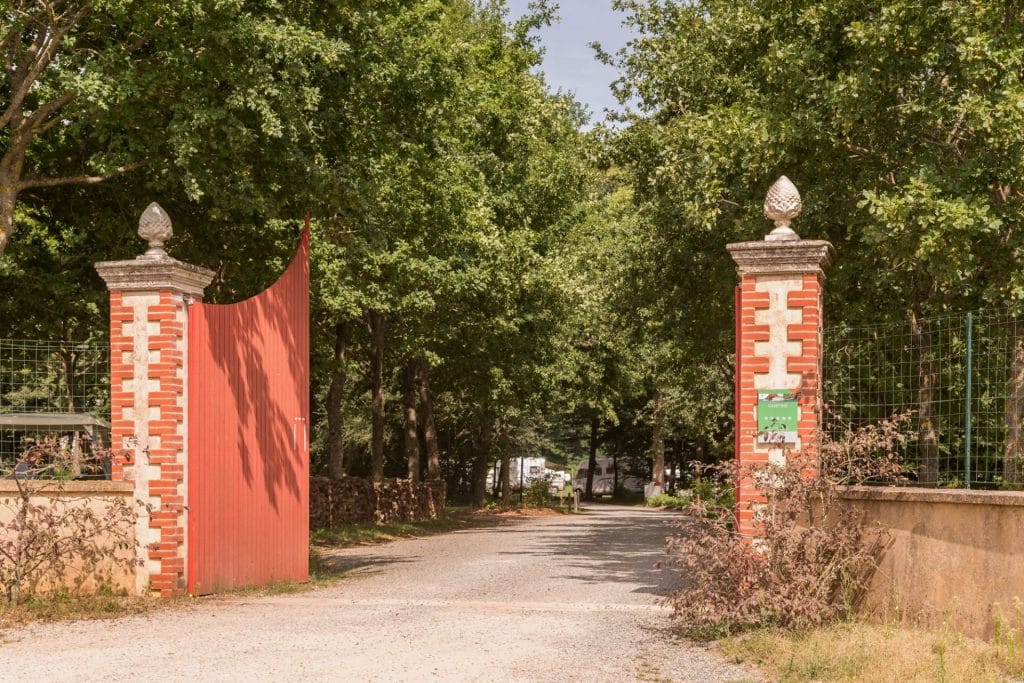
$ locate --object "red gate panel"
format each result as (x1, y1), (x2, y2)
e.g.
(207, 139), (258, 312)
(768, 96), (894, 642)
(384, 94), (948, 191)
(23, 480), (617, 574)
(187, 229), (309, 594)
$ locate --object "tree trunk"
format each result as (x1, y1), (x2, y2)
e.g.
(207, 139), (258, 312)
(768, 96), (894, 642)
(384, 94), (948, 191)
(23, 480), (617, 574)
(911, 311), (940, 486)
(402, 362), (420, 482)
(326, 323), (347, 479)
(613, 451), (619, 496)
(0, 184), (14, 253)
(470, 419), (494, 508)
(0, 116), (28, 257)
(1005, 337), (1024, 487)
(651, 391), (666, 489)
(368, 310), (386, 483)
(584, 416), (599, 500)
(417, 360), (442, 480)
(500, 453), (511, 503)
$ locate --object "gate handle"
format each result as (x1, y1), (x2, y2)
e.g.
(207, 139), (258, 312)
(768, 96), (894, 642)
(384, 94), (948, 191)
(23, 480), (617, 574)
(293, 417), (307, 451)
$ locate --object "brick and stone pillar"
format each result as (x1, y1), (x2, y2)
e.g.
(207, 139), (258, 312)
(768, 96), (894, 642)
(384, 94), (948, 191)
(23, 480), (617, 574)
(95, 203), (214, 596)
(726, 177), (833, 539)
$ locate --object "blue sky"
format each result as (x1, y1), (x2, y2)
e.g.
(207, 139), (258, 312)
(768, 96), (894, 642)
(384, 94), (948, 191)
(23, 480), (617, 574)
(504, 1), (635, 125)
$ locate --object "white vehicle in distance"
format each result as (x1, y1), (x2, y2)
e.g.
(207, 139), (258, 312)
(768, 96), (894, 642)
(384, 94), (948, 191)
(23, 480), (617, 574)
(573, 457), (645, 498)
(487, 458), (571, 494)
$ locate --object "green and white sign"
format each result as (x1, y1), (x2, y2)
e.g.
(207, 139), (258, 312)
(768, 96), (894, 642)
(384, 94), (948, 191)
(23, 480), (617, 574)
(757, 389), (798, 445)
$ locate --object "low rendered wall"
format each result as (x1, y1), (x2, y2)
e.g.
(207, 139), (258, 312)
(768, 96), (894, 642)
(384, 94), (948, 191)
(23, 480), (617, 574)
(841, 486), (1024, 639)
(0, 480), (136, 595)
(310, 476), (446, 529)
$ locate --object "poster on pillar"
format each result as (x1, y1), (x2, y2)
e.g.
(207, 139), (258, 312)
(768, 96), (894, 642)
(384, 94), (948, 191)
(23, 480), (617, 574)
(756, 389), (798, 445)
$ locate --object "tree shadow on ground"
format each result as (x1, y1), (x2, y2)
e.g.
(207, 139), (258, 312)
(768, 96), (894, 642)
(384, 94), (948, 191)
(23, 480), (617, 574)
(498, 510), (687, 598)
(315, 553), (418, 577)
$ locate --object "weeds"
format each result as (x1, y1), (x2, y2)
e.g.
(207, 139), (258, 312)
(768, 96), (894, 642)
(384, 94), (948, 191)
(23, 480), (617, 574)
(993, 598), (1024, 677)
(721, 621), (1017, 682)
(663, 414), (912, 636)
(0, 438), (137, 605)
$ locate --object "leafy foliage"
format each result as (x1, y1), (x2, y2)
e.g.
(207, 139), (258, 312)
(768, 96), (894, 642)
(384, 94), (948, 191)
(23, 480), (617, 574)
(522, 477), (552, 508)
(644, 492), (689, 510)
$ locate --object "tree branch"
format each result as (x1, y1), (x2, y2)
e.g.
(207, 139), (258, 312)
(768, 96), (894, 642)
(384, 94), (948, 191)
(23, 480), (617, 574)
(0, 2), (91, 131)
(18, 161), (146, 189)
(24, 91), (76, 130)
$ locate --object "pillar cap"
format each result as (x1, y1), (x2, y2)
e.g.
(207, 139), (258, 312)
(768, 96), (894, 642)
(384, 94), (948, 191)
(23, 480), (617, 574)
(95, 201), (215, 296)
(95, 257), (215, 297)
(726, 239), (834, 278)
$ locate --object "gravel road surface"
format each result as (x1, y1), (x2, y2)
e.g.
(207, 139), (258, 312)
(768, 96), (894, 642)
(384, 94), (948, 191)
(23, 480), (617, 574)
(0, 504), (755, 682)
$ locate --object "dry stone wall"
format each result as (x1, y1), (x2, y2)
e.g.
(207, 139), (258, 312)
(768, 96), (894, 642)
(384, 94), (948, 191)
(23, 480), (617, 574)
(309, 476), (446, 529)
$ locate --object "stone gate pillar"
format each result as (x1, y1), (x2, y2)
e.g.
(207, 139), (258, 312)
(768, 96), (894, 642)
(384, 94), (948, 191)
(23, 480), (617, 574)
(95, 204), (214, 596)
(726, 177), (833, 539)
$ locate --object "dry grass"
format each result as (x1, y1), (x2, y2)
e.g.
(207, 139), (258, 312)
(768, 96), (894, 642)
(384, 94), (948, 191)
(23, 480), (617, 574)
(310, 505), (571, 548)
(480, 506), (567, 517)
(310, 509), (502, 548)
(0, 590), (157, 630)
(720, 620), (1024, 682)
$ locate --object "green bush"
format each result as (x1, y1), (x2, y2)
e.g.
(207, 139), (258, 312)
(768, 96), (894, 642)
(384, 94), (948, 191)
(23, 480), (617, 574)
(645, 493), (691, 509)
(523, 478), (551, 508)
(691, 477), (734, 516)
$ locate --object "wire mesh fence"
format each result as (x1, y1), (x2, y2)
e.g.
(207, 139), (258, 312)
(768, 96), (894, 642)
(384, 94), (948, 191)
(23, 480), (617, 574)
(825, 311), (1024, 489)
(0, 338), (110, 470)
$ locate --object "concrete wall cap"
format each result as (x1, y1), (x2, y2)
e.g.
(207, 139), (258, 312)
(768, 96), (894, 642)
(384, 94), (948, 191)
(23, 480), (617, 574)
(839, 484), (1024, 507)
(94, 257), (216, 296)
(0, 480), (134, 495)
(726, 239), (835, 277)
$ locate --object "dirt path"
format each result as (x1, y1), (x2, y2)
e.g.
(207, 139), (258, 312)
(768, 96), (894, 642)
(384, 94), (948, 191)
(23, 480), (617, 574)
(0, 505), (755, 682)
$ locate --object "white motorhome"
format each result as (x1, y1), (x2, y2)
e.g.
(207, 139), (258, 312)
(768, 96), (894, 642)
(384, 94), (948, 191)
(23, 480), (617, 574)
(486, 457), (567, 492)
(573, 457), (645, 497)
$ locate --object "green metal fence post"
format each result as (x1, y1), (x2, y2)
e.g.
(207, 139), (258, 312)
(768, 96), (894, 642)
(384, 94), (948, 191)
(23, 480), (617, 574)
(965, 312), (973, 488)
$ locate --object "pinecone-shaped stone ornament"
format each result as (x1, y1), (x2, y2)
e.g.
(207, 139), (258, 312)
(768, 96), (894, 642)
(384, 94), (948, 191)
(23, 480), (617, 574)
(138, 202), (173, 259)
(763, 176), (802, 241)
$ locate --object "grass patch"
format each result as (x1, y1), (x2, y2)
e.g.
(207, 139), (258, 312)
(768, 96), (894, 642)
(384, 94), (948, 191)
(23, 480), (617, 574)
(310, 508), (498, 548)
(720, 621), (1024, 682)
(644, 493), (690, 510)
(0, 590), (156, 629)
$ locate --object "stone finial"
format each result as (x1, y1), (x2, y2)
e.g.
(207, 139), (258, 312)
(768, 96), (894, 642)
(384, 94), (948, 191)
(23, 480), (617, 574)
(763, 176), (802, 242)
(138, 202), (173, 259)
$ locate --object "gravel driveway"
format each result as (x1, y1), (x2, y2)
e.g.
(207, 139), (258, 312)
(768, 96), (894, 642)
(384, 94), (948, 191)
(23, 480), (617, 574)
(0, 504), (755, 682)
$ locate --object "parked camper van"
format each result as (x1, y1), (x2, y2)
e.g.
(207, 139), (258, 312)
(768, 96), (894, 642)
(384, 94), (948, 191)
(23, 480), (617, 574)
(486, 457), (569, 495)
(573, 457), (645, 497)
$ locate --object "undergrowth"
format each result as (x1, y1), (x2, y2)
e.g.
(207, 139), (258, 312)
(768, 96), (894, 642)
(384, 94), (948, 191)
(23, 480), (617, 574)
(0, 588), (154, 629)
(310, 508), (497, 548)
(722, 615), (1024, 682)
(644, 493), (690, 510)
(664, 414), (912, 637)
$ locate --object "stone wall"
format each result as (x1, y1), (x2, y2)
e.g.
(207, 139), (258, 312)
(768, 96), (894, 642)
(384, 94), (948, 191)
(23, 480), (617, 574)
(841, 485), (1024, 639)
(0, 480), (136, 594)
(309, 476), (446, 529)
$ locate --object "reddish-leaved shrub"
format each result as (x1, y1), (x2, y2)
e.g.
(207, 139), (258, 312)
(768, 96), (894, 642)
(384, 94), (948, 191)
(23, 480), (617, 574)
(0, 438), (137, 604)
(663, 414), (911, 636)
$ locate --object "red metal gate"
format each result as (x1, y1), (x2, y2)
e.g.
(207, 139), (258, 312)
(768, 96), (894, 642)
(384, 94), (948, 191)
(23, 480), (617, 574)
(187, 229), (309, 594)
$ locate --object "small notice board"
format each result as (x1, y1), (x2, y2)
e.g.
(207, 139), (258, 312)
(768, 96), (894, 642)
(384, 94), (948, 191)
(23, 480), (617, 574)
(756, 388), (798, 445)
